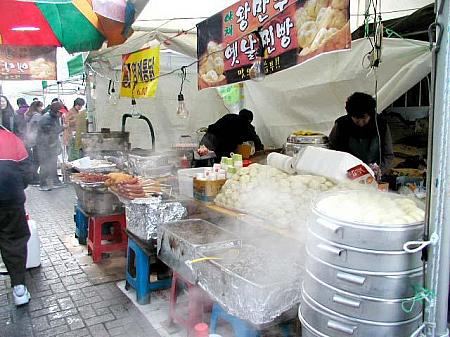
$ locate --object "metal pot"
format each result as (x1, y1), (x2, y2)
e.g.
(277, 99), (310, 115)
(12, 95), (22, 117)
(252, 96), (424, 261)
(301, 315), (334, 337)
(303, 271), (421, 322)
(73, 183), (123, 215)
(307, 229), (422, 272)
(81, 131), (130, 153)
(299, 290), (422, 337)
(285, 134), (328, 157)
(310, 194), (424, 251)
(305, 251), (423, 299)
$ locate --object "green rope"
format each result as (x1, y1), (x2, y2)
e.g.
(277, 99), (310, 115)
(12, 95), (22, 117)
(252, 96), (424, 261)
(385, 28), (403, 39)
(401, 286), (435, 314)
(364, 11), (371, 38)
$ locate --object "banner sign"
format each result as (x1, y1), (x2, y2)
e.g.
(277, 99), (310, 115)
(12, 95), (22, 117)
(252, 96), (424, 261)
(120, 46), (160, 98)
(0, 46), (57, 80)
(197, 0), (351, 89)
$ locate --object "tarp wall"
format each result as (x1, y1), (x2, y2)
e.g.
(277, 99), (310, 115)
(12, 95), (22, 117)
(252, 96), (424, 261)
(90, 51), (229, 151)
(90, 38), (430, 150)
(242, 38), (431, 146)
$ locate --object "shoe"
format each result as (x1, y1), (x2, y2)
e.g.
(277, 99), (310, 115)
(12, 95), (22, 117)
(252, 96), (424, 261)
(13, 285), (30, 306)
(38, 186), (52, 191)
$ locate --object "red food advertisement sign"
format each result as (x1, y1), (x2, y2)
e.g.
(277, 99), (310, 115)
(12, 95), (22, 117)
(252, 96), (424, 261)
(0, 46), (57, 81)
(197, 0), (351, 89)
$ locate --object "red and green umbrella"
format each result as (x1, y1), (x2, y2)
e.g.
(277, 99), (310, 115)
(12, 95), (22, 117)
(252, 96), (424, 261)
(0, 0), (136, 53)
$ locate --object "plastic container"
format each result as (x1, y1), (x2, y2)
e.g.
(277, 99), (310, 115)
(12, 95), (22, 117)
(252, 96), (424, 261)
(26, 220), (41, 269)
(194, 323), (209, 337)
(177, 167), (206, 198)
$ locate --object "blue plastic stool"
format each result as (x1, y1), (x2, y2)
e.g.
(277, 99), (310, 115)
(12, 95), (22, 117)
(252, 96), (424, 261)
(74, 204), (88, 245)
(125, 236), (172, 305)
(210, 303), (261, 337)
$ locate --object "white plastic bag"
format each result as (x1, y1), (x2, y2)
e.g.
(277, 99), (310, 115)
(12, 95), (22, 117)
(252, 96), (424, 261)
(293, 146), (374, 182)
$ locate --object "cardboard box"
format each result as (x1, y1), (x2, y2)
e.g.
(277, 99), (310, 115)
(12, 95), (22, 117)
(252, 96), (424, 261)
(193, 178), (226, 203)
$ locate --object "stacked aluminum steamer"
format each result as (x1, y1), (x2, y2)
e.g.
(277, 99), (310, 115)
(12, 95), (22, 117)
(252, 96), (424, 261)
(299, 190), (425, 337)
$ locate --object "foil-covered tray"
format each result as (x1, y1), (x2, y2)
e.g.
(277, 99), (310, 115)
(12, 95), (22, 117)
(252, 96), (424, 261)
(125, 196), (188, 242)
(194, 244), (304, 325)
(157, 219), (241, 283)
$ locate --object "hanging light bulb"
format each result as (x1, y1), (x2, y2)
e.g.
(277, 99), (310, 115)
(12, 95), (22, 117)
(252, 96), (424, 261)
(177, 93), (189, 119)
(90, 72), (97, 99)
(109, 83), (119, 105)
(130, 98), (140, 118)
(249, 56), (265, 81)
(176, 66), (189, 119)
(249, 28), (266, 82)
(91, 83), (97, 100)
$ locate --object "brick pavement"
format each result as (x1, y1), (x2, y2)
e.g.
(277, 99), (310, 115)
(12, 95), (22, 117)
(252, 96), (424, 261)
(0, 186), (161, 337)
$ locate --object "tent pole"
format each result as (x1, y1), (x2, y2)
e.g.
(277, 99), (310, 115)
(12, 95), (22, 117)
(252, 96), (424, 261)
(425, 0), (450, 336)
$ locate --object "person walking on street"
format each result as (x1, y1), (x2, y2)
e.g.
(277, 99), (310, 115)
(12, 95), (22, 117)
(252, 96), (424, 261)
(0, 95), (16, 132)
(37, 101), (64, 191)
(15, 98), (29, 142)
(64, 98), (85, 161)
(0, 126), (31, 306)
(25, 101), (45, 185)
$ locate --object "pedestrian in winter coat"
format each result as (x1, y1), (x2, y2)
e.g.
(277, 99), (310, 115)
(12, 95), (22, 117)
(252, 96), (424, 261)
(25, 101), (45, 185)
(15, 98), (29, 142)
(0, 95), (16, 132)
(37, 101), (65, 190)
(0, 126), (31, 306)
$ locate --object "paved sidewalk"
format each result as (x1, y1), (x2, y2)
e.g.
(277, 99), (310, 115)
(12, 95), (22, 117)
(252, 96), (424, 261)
(0, 186), (161, 337)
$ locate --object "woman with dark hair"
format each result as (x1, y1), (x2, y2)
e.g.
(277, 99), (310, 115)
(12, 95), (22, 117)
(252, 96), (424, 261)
(0, 95), (16, 132)
(25, 101), (45, 185)
(328, 92), (394, 174)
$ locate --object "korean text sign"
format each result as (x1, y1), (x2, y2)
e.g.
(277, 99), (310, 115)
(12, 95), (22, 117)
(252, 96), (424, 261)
(0, 46), (57, 80)
(197, 0), (351, 89)
(120, 46), (160, 98)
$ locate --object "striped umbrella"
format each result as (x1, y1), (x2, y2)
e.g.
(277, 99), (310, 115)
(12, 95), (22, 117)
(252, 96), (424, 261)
(0, 0), (138, 53)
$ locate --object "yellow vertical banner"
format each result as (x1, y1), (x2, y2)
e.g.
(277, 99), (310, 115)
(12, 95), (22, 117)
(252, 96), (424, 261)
(120, 46), (160, 98)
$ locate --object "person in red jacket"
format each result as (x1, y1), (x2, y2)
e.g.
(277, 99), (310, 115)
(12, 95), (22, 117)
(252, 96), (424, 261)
(0, 125), (31, 306)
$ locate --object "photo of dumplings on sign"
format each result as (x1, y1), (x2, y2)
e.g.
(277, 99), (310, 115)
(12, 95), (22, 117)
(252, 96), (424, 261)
(296, 0), (351, 62)
(198, 41), (228, 89)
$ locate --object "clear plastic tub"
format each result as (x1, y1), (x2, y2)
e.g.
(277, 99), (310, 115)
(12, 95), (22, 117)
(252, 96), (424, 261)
(177, 167), (205, 198)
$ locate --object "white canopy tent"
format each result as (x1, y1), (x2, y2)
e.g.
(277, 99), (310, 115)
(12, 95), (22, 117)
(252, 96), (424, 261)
(87, 0), (432, 150)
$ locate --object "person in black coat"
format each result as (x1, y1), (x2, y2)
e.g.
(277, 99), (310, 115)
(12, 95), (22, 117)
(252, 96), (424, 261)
(200, 109), (264, 161)
(328, 92), (394, 174)
(0, 126), (31, 306)
(37, 101), (65, 190)
(0, 95), (16, 132)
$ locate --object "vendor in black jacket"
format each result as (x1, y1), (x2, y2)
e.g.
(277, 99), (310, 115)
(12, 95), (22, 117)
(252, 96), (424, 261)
(200, 109), (264, 161)
(329, 92), (394, 174)
(0, 126), (31, 306)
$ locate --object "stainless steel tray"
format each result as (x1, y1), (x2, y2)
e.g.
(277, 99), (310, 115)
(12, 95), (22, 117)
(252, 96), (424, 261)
(157, 219), (241, 283)
(307, 229), (422, 272)
(287, 134), (328, 144)
(305, 251), (423, 299)
(73, 182), (123, 215)
(303, 270), (421, 322)
(194, 244), (304, 325)
(299, 290), (421, 337)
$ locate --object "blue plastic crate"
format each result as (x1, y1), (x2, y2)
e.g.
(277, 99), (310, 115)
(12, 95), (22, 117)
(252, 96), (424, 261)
(74, 204), (88, 245)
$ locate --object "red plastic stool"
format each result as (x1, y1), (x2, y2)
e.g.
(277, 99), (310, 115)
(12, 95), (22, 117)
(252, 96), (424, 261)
(87, 213), (127, 263)
(169, 272), (212, 336)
